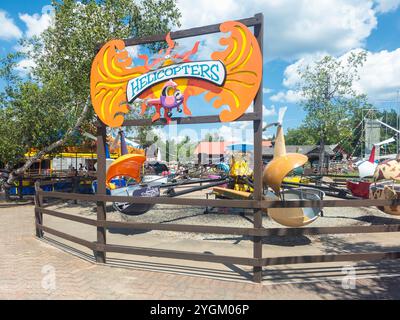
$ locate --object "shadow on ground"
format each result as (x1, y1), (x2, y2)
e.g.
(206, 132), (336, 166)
(261, 235), (400, 299)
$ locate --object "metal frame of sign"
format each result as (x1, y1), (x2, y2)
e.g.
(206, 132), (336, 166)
(94, 12), (265, 281)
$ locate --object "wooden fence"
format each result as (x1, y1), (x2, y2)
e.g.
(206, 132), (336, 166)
(34, 180), (400, 283)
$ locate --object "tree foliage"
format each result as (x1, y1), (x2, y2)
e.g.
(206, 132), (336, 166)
(203, 132), (224, 142)
(285, 51), (371, 169)
(299, 51), (368, 143)
(153, 136), (196, 163)
(285, 125), (316, 146)
(0, 0), (181, 184)
(377, 109), (399, 155)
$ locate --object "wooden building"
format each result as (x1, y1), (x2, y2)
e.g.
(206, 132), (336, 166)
(262, 144), (341, 169)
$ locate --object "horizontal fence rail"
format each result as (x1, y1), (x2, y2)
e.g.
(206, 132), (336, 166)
(38, 206), (400, 237)
(260, 252), (400, 266)
(36, 190), (400, 208)
(36, 224), (97, 251)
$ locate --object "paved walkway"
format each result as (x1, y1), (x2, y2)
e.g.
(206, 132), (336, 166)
(2, 204), (400, 299)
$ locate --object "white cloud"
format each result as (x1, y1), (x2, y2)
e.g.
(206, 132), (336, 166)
(15, 58), (36, 75)
(13, 43), (37, 75)
(374, 0), (400, 13)
(177, 0), (378, 60)
(219, 125), (239, 143)
(203, 122), (254, 144)
(263, 105), (277, 117)
(263, 87), (273, 94)
(19, 12), (52, 37)
(263, 134), (273, 140)
(239, 121), (250, 130)
(281, 53), (326, 88)
(355, 48), (400, 100)
(126, 46), (138, 59)
(152, 127), (168, 142)
(175, 33), (225, 61)
(12, 11), (54, 75)
(270, 90), (303, 103)
(274, 47), (400, 102)
(0, 10), (22, 40)
(177, 0), (242, 31)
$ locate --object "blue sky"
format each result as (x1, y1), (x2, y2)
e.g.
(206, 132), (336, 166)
(1, 0), (400, 144)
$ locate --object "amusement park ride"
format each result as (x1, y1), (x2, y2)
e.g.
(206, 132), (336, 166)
(89, 107), (325, 227)
(345, 120), (400, 215)
(213, 108), (324, 227)
(88, 16), (400, 228)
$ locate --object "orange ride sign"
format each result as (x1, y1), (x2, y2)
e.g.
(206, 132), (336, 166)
(90, 20), (262, 127)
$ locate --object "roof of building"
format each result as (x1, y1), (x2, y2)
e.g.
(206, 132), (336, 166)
(262, 144), (338, 156)
(194, 141), (227, 155)
(262, 140), (272, 147)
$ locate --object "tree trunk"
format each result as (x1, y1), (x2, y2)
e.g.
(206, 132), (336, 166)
(4, 99), (91, 187)
(318, 136), (325, 175)
(166, 140), (170, 163)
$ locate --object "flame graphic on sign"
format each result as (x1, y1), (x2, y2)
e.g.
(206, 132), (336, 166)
(90, 40), (148, 127)
(187, 21), (262, 122)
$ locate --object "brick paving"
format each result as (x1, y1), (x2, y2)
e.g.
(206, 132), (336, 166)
(1, 204), (400, 299)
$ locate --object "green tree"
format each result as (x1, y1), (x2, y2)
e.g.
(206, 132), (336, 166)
(0, 0), (181, 187)
(285, 125), (315, 146)
(176, 136), (196, 163)
(298, 51), (369, 173)
(378, 109), (399, 155)
(203, 132), (224, 142)
(133, 126), (160, 149)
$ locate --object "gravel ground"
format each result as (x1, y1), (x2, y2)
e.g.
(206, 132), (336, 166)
(43, 186), (400, 244)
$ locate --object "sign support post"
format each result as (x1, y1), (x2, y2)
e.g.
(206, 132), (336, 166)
(252, 13), (264, 283)
(96, 119), (107, 263)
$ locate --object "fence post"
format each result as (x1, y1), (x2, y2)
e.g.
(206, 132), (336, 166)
(252, 12), (264, 283)
(4, 186), (11, 201)
(18, 176), (23, 200)
(72, 176), (78, 204)
(34, 181), (44, 238)
(96, 119), (107, 263)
